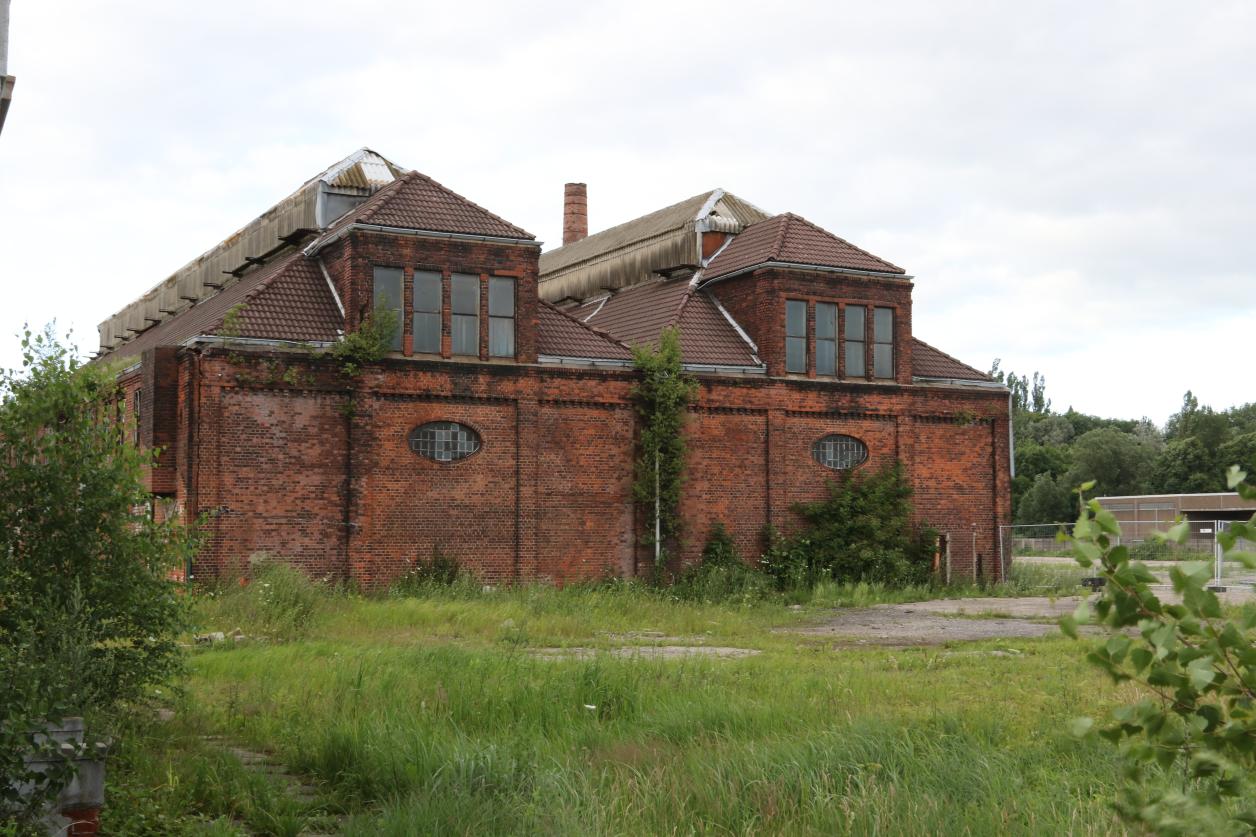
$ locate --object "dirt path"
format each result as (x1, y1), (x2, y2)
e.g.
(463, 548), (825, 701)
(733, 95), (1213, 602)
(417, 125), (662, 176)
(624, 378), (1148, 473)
(787, 596), (1086, 646)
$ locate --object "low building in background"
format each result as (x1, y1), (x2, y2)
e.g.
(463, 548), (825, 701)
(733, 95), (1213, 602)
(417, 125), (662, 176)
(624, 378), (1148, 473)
(1097, 492), (1256, 541)
(93, 148), (1012, 587)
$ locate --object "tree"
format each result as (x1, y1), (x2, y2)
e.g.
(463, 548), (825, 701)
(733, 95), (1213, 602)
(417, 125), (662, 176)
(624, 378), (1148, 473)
(1015, 473), (1074, 525)
(1218, 432), (1256, 473)
(990, 359), (1051, 415)
(1063, 427), (1158, 497)
(631, 327), (697, 578)
(1151, 437), (1223, 495)
(0, 328), (192, 816)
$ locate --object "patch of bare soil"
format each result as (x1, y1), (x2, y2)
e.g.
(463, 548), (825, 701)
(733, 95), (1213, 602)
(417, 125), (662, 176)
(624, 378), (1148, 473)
(786, 596), (1090, 646)
(532, 645), (760, 660)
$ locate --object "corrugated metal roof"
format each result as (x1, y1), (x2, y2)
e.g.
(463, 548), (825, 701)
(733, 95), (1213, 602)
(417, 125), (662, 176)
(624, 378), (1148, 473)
(98, 148), (405, 353)
(538, 189), (769, 302)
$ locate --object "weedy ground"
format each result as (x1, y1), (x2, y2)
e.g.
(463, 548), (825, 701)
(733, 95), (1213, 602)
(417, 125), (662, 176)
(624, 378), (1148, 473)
(102, 568), (1135, 836)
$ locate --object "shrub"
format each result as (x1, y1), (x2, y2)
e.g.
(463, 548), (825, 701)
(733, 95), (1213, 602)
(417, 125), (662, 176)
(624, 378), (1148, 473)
(199, 556), (328, 641)
(1065, 466), (1256, 833)
(673, 523), (772, 604)
(0, 328), (193, 819)
(389, 548), (470, 597)
(776, 463), (937, 587)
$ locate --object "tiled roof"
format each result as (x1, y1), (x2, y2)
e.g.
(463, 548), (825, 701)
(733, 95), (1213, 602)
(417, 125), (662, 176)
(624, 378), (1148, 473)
(571, 277), (760, 367)
(346, 170), (535, 240)
(910, 338), (992, 381)
(703, 213), (905, 280)
(101, 251), (343, 363)
(536, 302), (633, 361)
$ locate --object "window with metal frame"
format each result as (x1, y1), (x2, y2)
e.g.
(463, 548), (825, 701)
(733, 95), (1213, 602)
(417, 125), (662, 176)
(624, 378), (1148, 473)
(785, 299), (807, 373)
(451, 273), (479, 356)
(845, 305), (866, 378)
(408, 421), (482, 463)
(412, 270), (442, 354)
(812, 434), (868, 470)
(372, 266), (403, 351)
(488, 277), (515, 358)
(815, 302), (837, 376)
(873, 306), (894, 379)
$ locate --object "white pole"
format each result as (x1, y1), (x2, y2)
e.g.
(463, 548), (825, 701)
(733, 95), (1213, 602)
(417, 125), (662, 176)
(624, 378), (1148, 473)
(653, 451), (660, 569)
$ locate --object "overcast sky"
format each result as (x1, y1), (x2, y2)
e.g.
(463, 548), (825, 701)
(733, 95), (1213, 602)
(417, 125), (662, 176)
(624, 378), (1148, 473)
(1, 1), (1252, 424)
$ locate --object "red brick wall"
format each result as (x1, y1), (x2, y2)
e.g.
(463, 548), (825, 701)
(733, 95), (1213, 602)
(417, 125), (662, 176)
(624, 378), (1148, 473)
(174, 345), (1010, 587)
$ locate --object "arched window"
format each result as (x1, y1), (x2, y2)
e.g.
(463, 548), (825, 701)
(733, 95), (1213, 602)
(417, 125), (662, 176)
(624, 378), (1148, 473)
(408, 421), (482, 463)
(812, 434), (868, 470)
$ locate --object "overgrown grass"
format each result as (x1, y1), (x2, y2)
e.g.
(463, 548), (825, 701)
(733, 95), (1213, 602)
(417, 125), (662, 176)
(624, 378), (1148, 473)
(96, 580), (1142, 834)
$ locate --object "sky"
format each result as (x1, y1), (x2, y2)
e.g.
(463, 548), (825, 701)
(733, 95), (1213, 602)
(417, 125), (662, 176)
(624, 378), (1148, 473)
(0, 0), (1252, 424)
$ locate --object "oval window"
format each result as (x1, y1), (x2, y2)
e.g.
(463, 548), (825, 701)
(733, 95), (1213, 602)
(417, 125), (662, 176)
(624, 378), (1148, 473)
(812, 434), (868, 470)
(408, 421), (482, 463)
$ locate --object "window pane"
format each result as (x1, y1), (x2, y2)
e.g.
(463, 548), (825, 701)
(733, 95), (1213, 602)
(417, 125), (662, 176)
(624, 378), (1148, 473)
(489, 277), (515, 317)
(372, 266), (403, 351)
(846, 339), (865, 377)
(452, 314), (478, 355)
(413, 311), (440, 354)
(414, 270), (441, 313)
(785, 299), (806, 338)
(816, 338), (836, 376)
(452, 273), (479, 315)
(874, 307), (893, 343)
(786, 335), (806, 373)
(816, 302), (836, 340)
(845, 305), (865, 341)
(489, 317), (515, 358)
(874, 343), (894, 379)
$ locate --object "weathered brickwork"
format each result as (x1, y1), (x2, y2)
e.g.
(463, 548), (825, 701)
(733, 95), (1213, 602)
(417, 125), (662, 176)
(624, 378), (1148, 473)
(166, 346), (1009, 588)
(121, 226), (1009, 588)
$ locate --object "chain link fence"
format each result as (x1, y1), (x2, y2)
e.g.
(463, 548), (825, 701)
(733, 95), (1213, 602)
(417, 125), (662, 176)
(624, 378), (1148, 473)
(999, 521), (1256, 591)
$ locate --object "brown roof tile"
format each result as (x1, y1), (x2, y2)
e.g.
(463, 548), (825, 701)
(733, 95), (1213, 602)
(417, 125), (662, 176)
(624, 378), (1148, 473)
(100, 251), (343, 363)
(536, 302), (632, 360)
(703, 213), (905, 280)
(575, 278), (760, 367)
(910, 338), (992, 381)
(353, 171), (534, 240)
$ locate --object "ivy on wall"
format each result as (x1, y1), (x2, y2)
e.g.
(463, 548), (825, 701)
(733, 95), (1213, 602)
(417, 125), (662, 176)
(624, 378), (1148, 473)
(631, 327), (697, 580)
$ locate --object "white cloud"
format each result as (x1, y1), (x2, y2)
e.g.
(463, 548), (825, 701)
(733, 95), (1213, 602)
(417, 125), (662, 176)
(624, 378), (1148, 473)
(1, 0), (1252, 424)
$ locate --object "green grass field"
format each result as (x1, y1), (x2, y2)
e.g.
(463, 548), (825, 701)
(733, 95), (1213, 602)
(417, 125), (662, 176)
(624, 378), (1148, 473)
(103, 575), (1134, 835)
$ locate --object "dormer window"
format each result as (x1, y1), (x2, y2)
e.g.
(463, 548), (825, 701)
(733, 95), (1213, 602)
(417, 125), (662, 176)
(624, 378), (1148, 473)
(782, 301), (895, 380)
(488, 277), (515, 358)
(845, 305), (865, 377)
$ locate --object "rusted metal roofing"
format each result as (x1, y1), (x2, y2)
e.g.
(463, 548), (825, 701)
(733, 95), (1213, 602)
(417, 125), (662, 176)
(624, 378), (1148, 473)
(538, 189), (769, 302)
(98, 148), (405, 354)
(702, 213), (906, 281)
(910, 338), (992, 381)
(536, 302), (632, 360)
(571, 277), (760, 367)
(101, 252), (343, 364)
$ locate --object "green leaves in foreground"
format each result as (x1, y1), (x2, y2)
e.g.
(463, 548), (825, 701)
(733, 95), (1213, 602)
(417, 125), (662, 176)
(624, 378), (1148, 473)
(1065, 467), (1256, 834)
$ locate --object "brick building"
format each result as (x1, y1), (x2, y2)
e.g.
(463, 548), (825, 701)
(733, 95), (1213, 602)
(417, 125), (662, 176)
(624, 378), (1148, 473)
(96, 149), (1012, 586)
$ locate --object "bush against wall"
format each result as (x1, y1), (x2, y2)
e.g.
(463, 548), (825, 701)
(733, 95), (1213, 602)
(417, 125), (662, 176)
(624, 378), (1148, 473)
(630, 327), (697, 578)
(762, 463), (937, 588)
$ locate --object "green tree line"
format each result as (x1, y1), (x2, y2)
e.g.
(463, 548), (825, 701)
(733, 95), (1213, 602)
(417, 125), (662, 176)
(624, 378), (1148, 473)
(990, 361), (1256, 524)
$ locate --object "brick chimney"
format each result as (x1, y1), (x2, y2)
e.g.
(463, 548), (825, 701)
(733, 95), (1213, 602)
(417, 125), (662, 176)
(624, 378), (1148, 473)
(563, 182), (588, 246)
